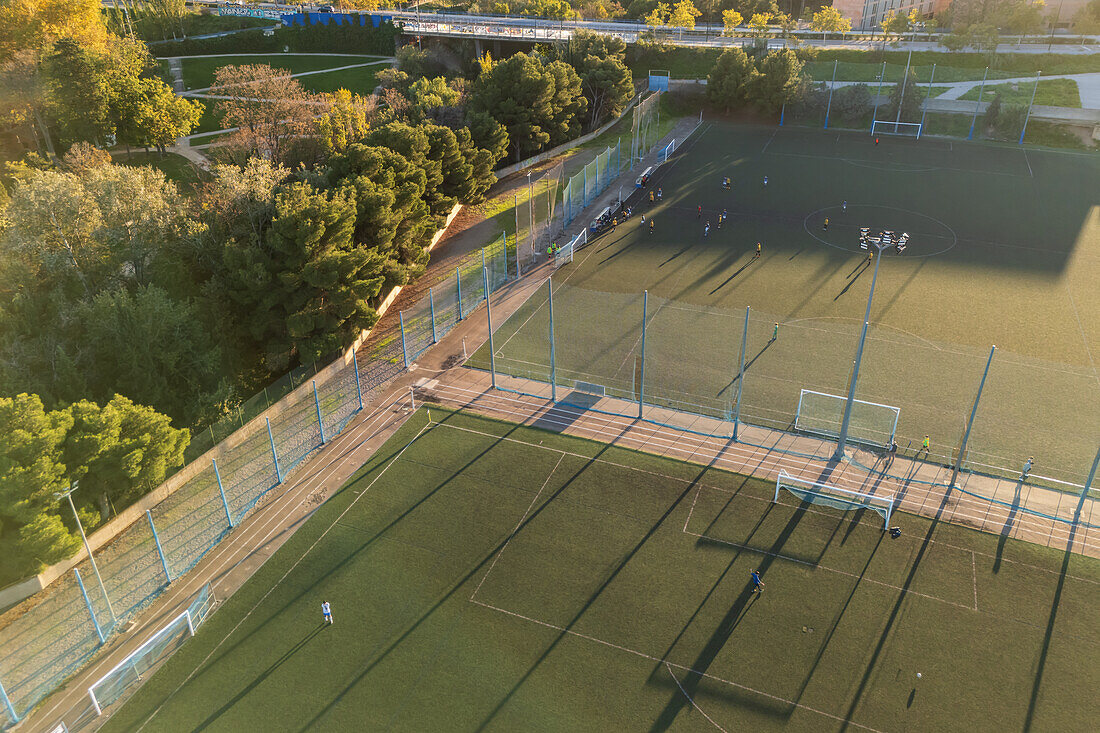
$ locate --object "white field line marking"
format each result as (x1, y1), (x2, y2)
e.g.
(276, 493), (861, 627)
(427, 395), (1099, 554)
(972, 550), (979, 612)
(664, 662), (730, 733)
(470, 454), (565, 601)
(761, 128), (779, 154)
(682, 528), (975, 612)
(1023, 147), (1034, 177)
(38, 389), (409, 729)
(684, 483), (704, 534)
(133, 414), (430, 732)
(469, 598), (884, 733)
(424, 386), (1100, 563)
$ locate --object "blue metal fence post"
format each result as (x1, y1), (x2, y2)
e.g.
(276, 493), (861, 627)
(351, 349), (364, 410)
(456, 269), (464, 321)
(583, 166), (588, 208)
(399, 311), (409, 368)
(428, 288), (438, 343)
(212, 458), (234, 528)
(146, 510), (172, 584)
(920, 63), (936, 132)
(733, 306), (749, 441)
(548, 277), (557, 402)
(969, 66), (988, 140)
(266, 418), (282, 483)
(950, 345), (996, 487)
(313, 381), (326, 445)
(824, 59), (838, 129)
(638, 291), (648, 419)
(1019, 71), (1041, 145)
(74, 568), (106, 644)
(483, 262), (497, 390)
(0, 676), (18, 725)
(779, 101), (785, 126)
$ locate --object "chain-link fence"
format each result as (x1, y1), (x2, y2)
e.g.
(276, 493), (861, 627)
(562, 141), (622, 227)
(481, 282), (1100, 496)
(0, 233), (516, 727)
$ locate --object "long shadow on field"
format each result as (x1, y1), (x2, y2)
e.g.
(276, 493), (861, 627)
(1023, 523), (1078, 731)
(709, 258), (754, 295)
(295, 419), (640, 732)
(834, 261), (870, 301)
(194, 625), (324, 730)
(837, 488), (955, 731)
(717, 341), (773, 398)
(993, 480), (1024, 574)
(648, 501), (810, 730)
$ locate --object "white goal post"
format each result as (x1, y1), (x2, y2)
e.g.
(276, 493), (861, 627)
(775, 470), (895, 529)
(871, 120), (923, 139)
(795, 389), (900, 449)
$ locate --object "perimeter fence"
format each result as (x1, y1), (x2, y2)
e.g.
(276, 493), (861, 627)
(514, 162), (563, 273)
(481, 281), (1100, 501)
(562, 140), (623, 227)
(0, 240), (515, 730)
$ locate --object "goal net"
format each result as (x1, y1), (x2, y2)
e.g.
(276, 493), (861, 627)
(795, 389), (900, 449)
(871, 120), (922, 138)
(555, 229), (586, 266)
(88, 585), (215, 716)
(775, 470), (895, 529)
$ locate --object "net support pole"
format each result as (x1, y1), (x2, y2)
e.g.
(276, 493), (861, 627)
(779, 101), (785, 126)
(0, 676), (18, 725)
(456, 269), (464, 320)
(1078, 446), (1100, 516)
(583, 167), (588, 208)
(834, 244), (884, 461)
(266, 417), (282, 484)
(823, 59), (838, 129)
(638, 290), (648, 419)
(894, 49), (913, 127)
(548, 277), (557, 403)
(399, 311), (409, 369)
(950, 345), (996, 488)
(313, 381), (326, 444)
(75, 567), (106, 644)
(919, 63), (936, 133)
(733, 306), (749, 442)
(428, 288), (438, 343)
(212, 459), (234, 528)
(146, 510), (172, 584)
(968, 67), (988, 140)
(1019, 70), (1041, 145)
(351, 349), (363, 410)
(871, 61), (887, 129)
(514, 194), (520, 275)
(483, 260), (497, 390)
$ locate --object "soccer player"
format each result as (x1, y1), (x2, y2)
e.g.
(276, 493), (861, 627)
(547, 244), (554, 258)
(763, 175), (768, 187)
(750, 570), (765, 593)
(771, 322), (779, 342)
(611, 216), (618, 232)
(875, 137), (880, 146)
(704, 221), (710, 237)
(698, 204), (702, 218)
(755, 242), (762, 259)
(920, 435), (930, 455)
(657, 187), (663, 200)
(842, 200), (848, 212)
(321, 600), (333, 625)
(649, 219), (655, 235)
(1021, 457), (1033, 480)
(649, 190), (655, 204)
(641, 213), (646, 225)
(867, 249), (874, 264)
(823, 217), (829, 231)
(722, 176), (731, 190)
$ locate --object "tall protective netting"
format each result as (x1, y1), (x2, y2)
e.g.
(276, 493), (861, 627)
(631, 92), (660, 167)
(515, 163), (563, 274)
(562, 141), (622, 227)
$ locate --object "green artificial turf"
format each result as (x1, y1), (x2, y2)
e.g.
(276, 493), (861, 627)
(101, 407), (1100, 732)
(959, 78), (1081, 108)
(179, 54), (379, 91)
(473, 121), (1100, 486)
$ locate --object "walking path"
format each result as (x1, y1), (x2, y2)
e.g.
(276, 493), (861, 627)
(821, 71), (1100, 108)
(15, 115), (1095, 733)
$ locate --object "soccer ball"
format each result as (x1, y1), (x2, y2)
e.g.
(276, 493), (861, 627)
(916, 673), (922, 679)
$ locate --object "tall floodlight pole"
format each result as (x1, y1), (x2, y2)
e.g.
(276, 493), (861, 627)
(871, 61), (887, 127)
(920, 63), (936, 131)
(1019, 71), (1042, 144)
(894, 49), (913, 128)
(833, 238), (889, 462)
(1078, 446), (1100, 516)
(527, 171), (535, 265)
(968, 67), (989, 140)
(56, 482), (118, 625)
(823, 60), (838, 130)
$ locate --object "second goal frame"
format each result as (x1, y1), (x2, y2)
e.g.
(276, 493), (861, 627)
(775, 470), (895, 529)
(871, 120), (923, 139)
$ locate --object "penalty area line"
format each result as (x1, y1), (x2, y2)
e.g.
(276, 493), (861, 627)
(470, 598), (884, 732)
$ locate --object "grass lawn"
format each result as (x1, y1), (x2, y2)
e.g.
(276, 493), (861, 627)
(188, 101), (226, 135)
(294, 67), (381, 96)
(959, 78), (1081, 108)
(100, 407), (1100, 732)
(114, 151), (206, 193)
(179, 54), (380, 91)
(473, 121), (1100, 487)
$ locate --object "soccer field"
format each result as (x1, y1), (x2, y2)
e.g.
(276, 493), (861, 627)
(476, 122), (1100, 488)
(101, 407), (1099, 731)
